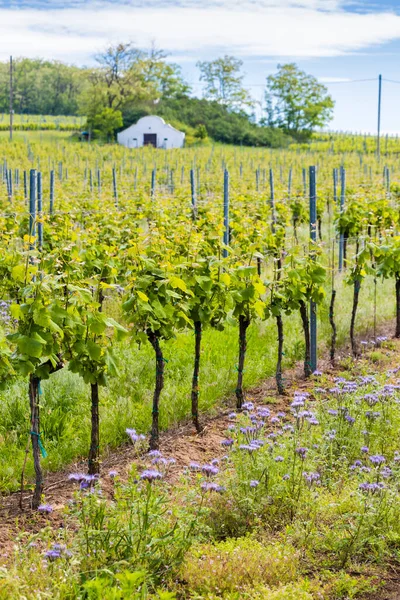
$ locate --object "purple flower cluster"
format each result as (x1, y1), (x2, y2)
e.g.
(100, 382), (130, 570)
(369, 455), (386, 465)
(296, 447), (308, 460)
(221, 438), (234, 447)
(201, 482), (225, 493)
(68, 473), (99, 490)
(38, 504), (53, 514)
(126, 428), (146, 445)
(44, 543), (72, 561)
(202, 464), (219, 477)
(140, 469), (163, 482)
(359, 482), (386, 493)
(303, 471), (320, 486)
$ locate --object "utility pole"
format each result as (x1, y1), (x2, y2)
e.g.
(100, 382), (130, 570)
(9, 56), (13, 142)
(377, 74), (382, 160)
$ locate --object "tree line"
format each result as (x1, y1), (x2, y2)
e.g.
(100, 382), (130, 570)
(0, 44), (335, 145)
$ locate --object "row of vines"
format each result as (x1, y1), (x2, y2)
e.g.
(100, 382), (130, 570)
(1, 139), (400, 508)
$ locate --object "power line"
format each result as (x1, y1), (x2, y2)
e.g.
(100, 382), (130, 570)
(383, 78), (400, 85)
(187, 77), (378, 88)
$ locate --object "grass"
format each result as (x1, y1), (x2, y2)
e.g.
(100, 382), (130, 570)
(0, 271), (395, 493)
(0, 130), (73, 141)
(0, 114), (84, 126)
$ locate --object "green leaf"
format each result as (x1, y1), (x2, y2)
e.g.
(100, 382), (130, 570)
(87, 340), (102, 361)
(11, 265), (26, 282)
(17, 336), (44, 358)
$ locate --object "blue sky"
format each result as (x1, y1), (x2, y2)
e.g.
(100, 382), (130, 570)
(0, 0), (400, 132)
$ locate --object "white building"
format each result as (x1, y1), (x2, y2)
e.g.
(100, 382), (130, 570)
(117, 116), (185, 149)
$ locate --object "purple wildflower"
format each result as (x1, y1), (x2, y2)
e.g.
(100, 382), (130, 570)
(148, 450), (162, 458)
(369, 455), (386, 465)
(221, 438), (234, 447)
(296, 447), (308, 460)
(201, 482), (225, 493)
(38, 504), (53, 514)
(68, 472), (87, 482)
(250, 480), (259, 488)
(359, 482), (386, 493)
(140, 469), (163, 482)
(189, 462), (201, 471)
(303, 472), (320, 486)
(202, 464), (219, 477)
(239, 444), (257, 452)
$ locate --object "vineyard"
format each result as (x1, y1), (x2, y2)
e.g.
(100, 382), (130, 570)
(2, 137), (400, 598)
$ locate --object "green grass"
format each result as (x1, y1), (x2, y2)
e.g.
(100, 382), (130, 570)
(0, 114), (84, 126)
(0, 271), (395, 493)
(0, 130), (73, 141)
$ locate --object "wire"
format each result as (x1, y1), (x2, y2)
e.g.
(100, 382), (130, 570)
(383, 78), (400, 85)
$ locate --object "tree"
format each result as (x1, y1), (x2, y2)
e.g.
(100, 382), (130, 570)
(197, 55), (254, 111)
(87, 107), (123, 142)
(138, 45), (190, 99)
(80, 42), (190, 130)
(92, 42), (147, 111)
(265, 63), (335, 138)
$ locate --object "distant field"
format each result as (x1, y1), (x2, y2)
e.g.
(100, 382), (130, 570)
(0, 113), (84, 127)
(0, 114), (84, 134)
(0, 130), (74, 141)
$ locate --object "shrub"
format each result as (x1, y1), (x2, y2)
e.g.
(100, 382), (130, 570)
(182, 537), (299, 596)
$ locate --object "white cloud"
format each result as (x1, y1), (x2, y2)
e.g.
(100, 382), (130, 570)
(0, 1), (399, 63)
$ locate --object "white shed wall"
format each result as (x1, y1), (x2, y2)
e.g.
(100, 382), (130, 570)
(117, 116), (185, 149)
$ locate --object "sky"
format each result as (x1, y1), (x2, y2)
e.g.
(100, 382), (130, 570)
(0, 0), (400, 133)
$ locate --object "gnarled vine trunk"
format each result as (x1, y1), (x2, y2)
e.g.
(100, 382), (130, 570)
(88, 382), (100, 475)
(191, 320), (202, 433)
(147, 330), (164, 450)
(236, 315), (250, 410)
(29, 375), (43, 509)
(299, 300), (312, 378)
(350, 280), (361, 357)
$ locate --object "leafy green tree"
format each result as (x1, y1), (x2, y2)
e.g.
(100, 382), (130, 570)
(0, 58), (87, 116)
(194, 124), (208, 141)
(265, 63), (335, 139)
(80, 42), (189, 123)
(87, 107), (123, 142)
(197, 55), (254, 111)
